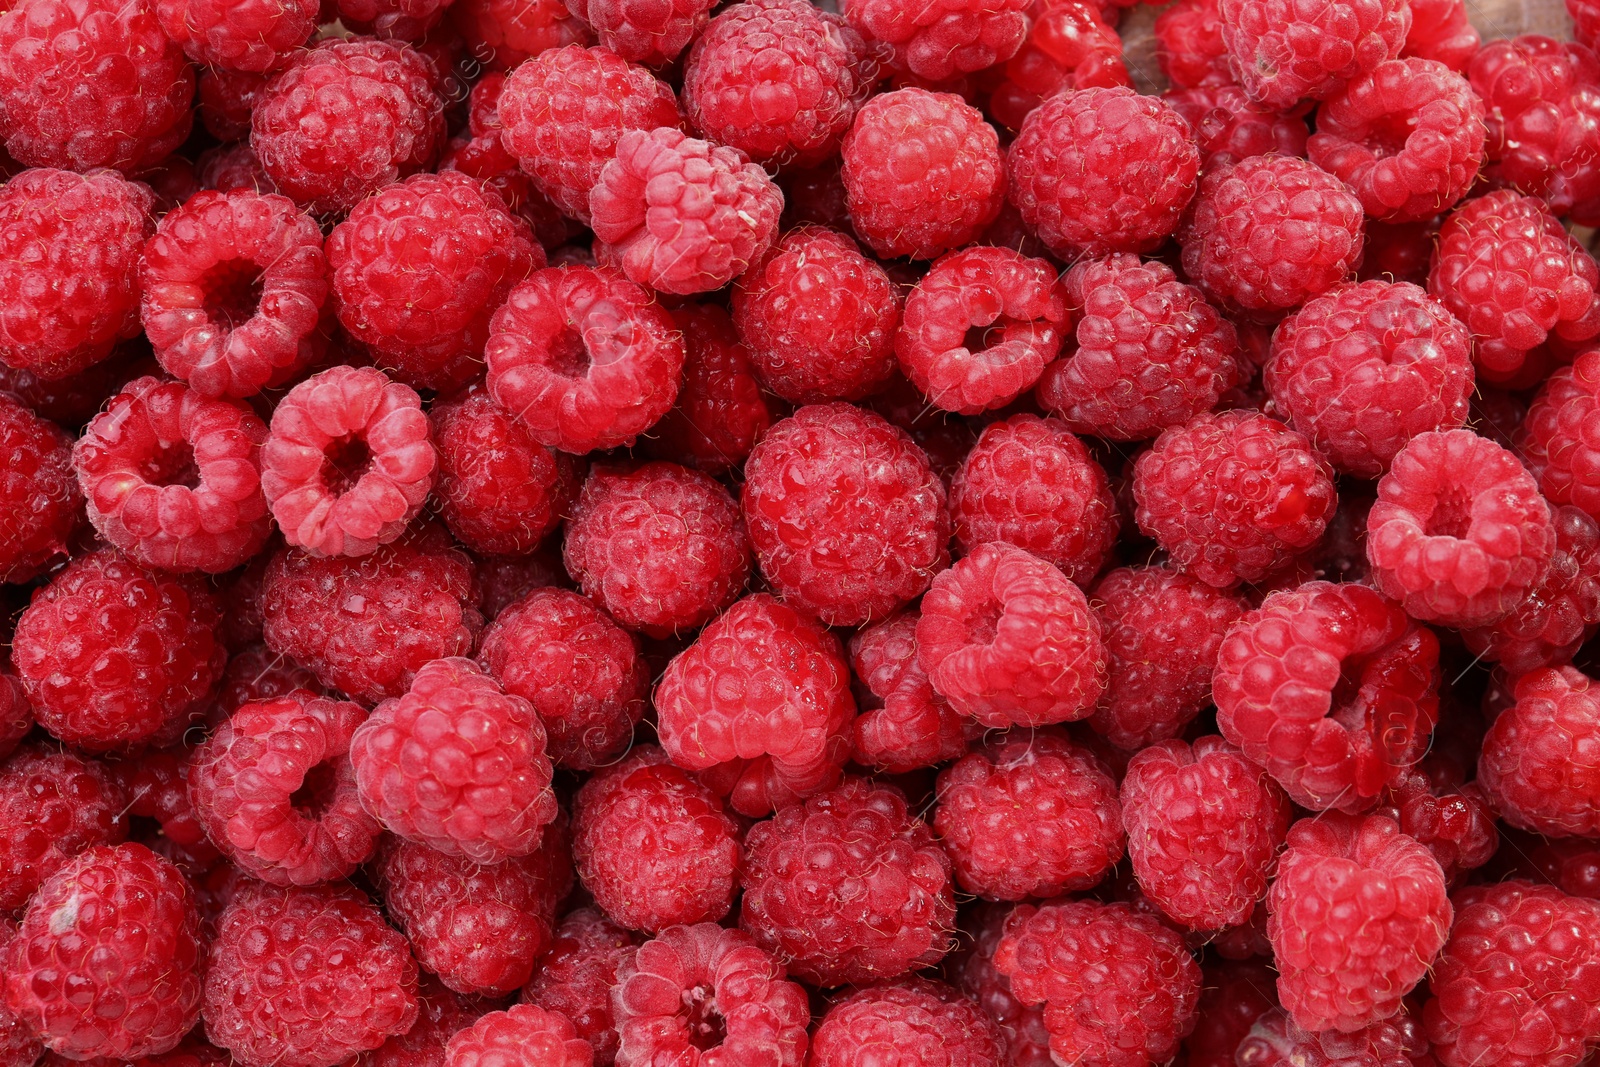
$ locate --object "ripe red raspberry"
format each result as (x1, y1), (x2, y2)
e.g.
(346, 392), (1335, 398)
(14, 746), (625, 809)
(1215, 580), (1440, 812)
(196, 142), (276, 198)
(953, 904), (1054, 1067)
(0, 394), (78, 584)
(1308, 59), (1485, 222)
(1427, 191), (1600, 383)
(1404, 0), (1477, 68)
(895, 247), (1064, 415)
(440, 76), (575, 248)
(848, 610), (973, 773)
(333, 0), (453, 39)
(1008, 87), (1200, 260)
(839, 0), (1026, 81)
(613, 923), (809, 1067)
(1478, 666), (1600, 838)
(203, 882), (419, 1067)
(731, 226), (899, 404)
(262, 365), (437, 559)
(485, 266), (684, 454)
(645, 304), (772, 475)
(115, 748), (214, 866)
(1374, 771), (1498, 886)
(811, 980), (1006, 1067)
(444, 1005), (589, 1067)
(358, 978), (488, 1067)
(994, 899), (1202, 1067)
(934, 731), (1123, 901)
(987, 0), (1130, 131)
(1268, 813), (1451, 1033)
(252, 39), (445, 216)
(260, 532), (483, 704)
(1164, 85), (1312, 171)
(742, 403), (948, 627)
(1181, 959), (1279, 1067)
(1237, 1007), (1434, 1067)
(473, 548), (570, 623)
(1367, 429), (1555, 627)
(522, 908), (641, 1066)
(478, 588), (647, 770)
(563, 462), (750, 638)
(0, 919), (40, 1067)
(655, 593), (854, 817)
(1134, 411), (1337, 588)
(0, 168), (152, 380)
(450, 0), (594, 69)
(0, 677), (32, 767)
(566, 0), (711, 65)
(741, 777), (954, 986)
(212, 643), (324, 720)
(840, 88), (1006, 260)
(155, 0), (318, 71)
(1122, 737), (1292, 931)
(682, 0), (880, 168)
(1155, 0), (1230, 88)
(1462, 505), (1600, 674)
(1180, 155), (1366, 319)
(1519, 349), (1600, 520)
(74, 376), (271, 574)
(197, 67), (267, 141)
(0, 744), (127, 913)
(4, 844), (201, 1060)
(13, 549), (225, 751)
(1219, 0), (1409, 108)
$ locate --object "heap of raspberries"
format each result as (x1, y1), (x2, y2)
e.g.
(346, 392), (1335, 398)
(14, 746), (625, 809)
(12, 0), (1600, 1065)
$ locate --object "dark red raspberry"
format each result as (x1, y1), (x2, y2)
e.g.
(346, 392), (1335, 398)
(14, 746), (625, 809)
(0, 676), (31, 767)
(252, 39), (445, 215)
(0, 744), (127, 913)
(376, 821), (571, 997)
(196, 142), (277, 197)
(567, 0), (711, 65)
(1237, 1007), (1434, 1067)
(333, 0), (453, 39)
(0, 918), (40, 1067)
(655, 593), (854, 817)
(1427, 190), (1600, 383)
(473, 548), (570, 622)
(1519, 348), (1600, 520)
(439, 76), (575, 249)
(1367, 428), (1555, 627)
(155, 0), (318, 71)
(115, 748), (214, 867)
(811, 980), (1006, 1067)
(262, 365), (437, 559)
(1155, 0), (1230, 88)
(1180, 155), (1366, 319)
(741, 403), (949, 627)
(521, 907), (641, 1066)
(358, 977), (489, 1067)
(485, 265), (684, 455)
(1219, 0), (1409, 107)
(203, 882), (419, 1067)
(1165, 85), (1312, 171)
(613, 923), (809, 1067)
(839, 0), (1026, 81)
(732, 226), (899, 404)
(934, 730), (1123, 901)
(197, 68), (268, 141)
(450, 0), (594, 69)
(840, 88), (1005, 260)
(645, 304), (772, 475)
(1008, 87), (1200, 259)
(1374, 771), (1498, 886)
(995, 899), (1202, 1067)
(0, 340), (144, 428)
(444, 1005), (589, 1067)
(895, 246), (1065, 415)
(1268, 813), (1451, 1033)
(212, 643), (325, 720)
(13, 549), (225, 751)
(1182, 959), (1280, 1067)
(741, 776), (953, 986)
(1215, 580), (1440, 812)
(0, 393), (78, 584)
(848, 610), (974, 773)
(987, 0), (1129, 131)
(260, 532), (484, 704)
(478, 587), (647, 771)
(1462, 505), (1600, 674)
(4, 844), (201, 1060)
(1478, 666), (1600, 837)
(953, 903), (1054, 1067)
(0, 168), (152, 380)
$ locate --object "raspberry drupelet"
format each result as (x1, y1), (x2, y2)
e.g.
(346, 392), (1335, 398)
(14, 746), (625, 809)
(0, 745), (128, 913)
(0, 919), (40, 1067)
(1367, 429), (1555, 628)
(1164, 85), (1312, 171)
(953, 903), (1055, 1067)
(655, 593), (855, 817)
(1462, 505), (1600, 674)
(0, 393), (80, 584)
(376, 986), (512, 1067)
(1218, 0), (1410, 108)
(115, 748), (213, 868)
(569, 0), (713, 66)
(840, 88), (1006, 260)
(987, 0), (1130, 131)
(154, 0), (319, 72)
(1007, 86), (1201, 260)
(74, 376), (272, 574)
(1236, 1007), (1434, 1067)
(646, 304), (772, 475)
(451, 0), (595, 70)
(1478, 666), (1600, 838)
(809, 980), (1007, 1067)
(1155, 0), (1230, 88)
(522, 907), (641, 1066)
(440, 75), (575, 249)
(895, 246), (1066, 416)
(333, 0), (455, 40)
(327, 172), (542, 393)
(485, 266), (684, 455)
(849, 610), (975, 773)
(1376, 771), (1498, 885)
(839, 0), (1027, 82)
(445, 1005), (591, 1067)
(1519, 349), (1600, 520)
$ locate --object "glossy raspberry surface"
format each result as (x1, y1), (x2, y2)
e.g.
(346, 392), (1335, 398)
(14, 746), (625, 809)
(0, 393), (79, 584)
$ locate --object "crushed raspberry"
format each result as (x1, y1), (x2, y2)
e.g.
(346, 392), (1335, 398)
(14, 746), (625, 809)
(450, 0), (595, 69)
(1520, 348), (1600, 520)
(1479, 666), (1600, 838)
(1374, 771), (1498, 885)
(645, 304), (772, 475)
(1165, 85), (1312, 170)
(1405, 0), (1478, 68)
(987, 0), (1130, 131)
(521, 907), (641, 1065)
(810, 980), (1006, 1067)
(840, 87), (1006, 260)
(444, 1005), (590, 1067)
(839, 0), (1027, 81)
(0, 393), (79, 583)
(570, 0), (713, 65)
(1219, 0), (1410, 107)
(1461, 505), (1600, 674)
(155, 0), (319, 71)
(848, 610), (975, 773)
(0, 744), (128, 913)
(1155, 0), (1230, 88)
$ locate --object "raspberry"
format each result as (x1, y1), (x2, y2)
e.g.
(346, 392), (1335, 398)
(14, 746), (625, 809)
(0, 168), (152, 380)
(1008, 87), (1200, 260)
(1165, 85), (1312, 171)
(1427, 190), (1600, 383)
(840, 88), (1006, 260)
(1367, 429), (1556, 627)
(953, 904), (1054, 1067)
(994, 899), (1202, 1067)
(197, 142), (277, 197)
(115, 748), (214, 866)
(351, 657), (557, 863)
(261, 365), (437, 559)
(1182, 959), (1280, 1067)
(260, 532), (483, 704)
(327, 173), (542, 392)
(740, 776), (954, 986)
(375, 821), (571, 997)
(0, 677), (31, 767)
(74, 377), (271, 574)
(731, 226), (899, 404)
(203, 882), (419, 1067)
(440, 77), (575, 249)
(474, 548), (570, 622)
(430, 384), (579, 556)
(895, 246), (1065, 416)
(741, 403), (949, 627)
(477, 588), (647, 771)
(1404, 0), (1477, 68)
(1461, 505), (1600, 674)
(1237, 1007), (1434, 1067)
(521, 907), (642, 1066)
(1267, 813), (1451, 1033)
(0, 393), (78, 583)
(567, 0), (711, 65)
(212, 643), (325, 721)
(1180, 155), (1366, 318)
(562, 462), (750, 639)
(573, 745), (740, 933)
(848, 610), (974, 773)
(839, 0), (1027, 81)
(13, 549), (225, 751)
(0, 744), (127, 913)
(1519, 349), (1600, 520)
(155, 0), (318, 71)
(934, 730), (1123, 900)
(197, 68), (268, 141)
(654, 593), (854, 817)
(1219, 0), (1409, 108)
(252, 39), (445, 216)
(451, 0), (594, 69)
(0, 919), (40, 1067)
(444, 1005), (590, 1067)
(0, 341), (143, 428)
(1374, 771), (1498, 885)
(4, 844), (201, 1060)
(1478, 666), (1600, 838)
(1155, 0), (1230, 88)
(485, 266), (684, 455)
(810, 980), (1007, 1067)
(612, 923), (809, 1067)
(334, 0), (453, 39)
(645, 304), (772, 475)
(986, 0), (1130, 131)
(682, 0), (880, 168)
(359, 978), (488, 1067)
